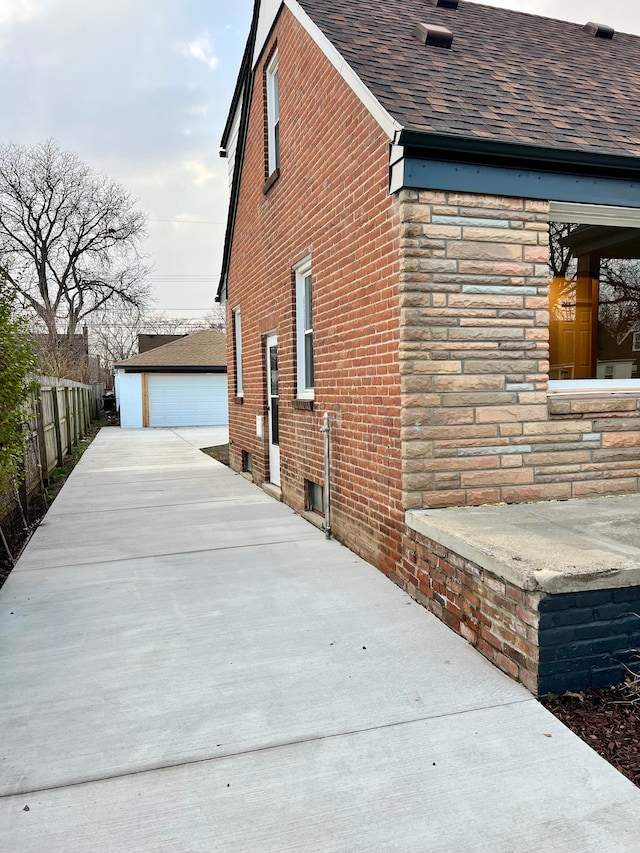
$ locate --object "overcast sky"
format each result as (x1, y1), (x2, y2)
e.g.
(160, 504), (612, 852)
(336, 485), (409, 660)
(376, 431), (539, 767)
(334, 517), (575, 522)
(1, 0), (638, 318)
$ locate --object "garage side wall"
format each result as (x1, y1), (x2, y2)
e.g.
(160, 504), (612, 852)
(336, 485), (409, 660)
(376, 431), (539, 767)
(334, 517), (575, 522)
(117, 372), (143, 429)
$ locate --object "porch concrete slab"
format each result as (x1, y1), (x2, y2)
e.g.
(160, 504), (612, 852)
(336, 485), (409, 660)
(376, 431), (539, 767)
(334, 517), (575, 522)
(2, 427), (640, 850)
(408, 495), (640, 594)
(3, 702), (639, 853)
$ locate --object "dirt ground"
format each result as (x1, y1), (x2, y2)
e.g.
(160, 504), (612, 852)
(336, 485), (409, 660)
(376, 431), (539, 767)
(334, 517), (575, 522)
(201, 444), (230, 466)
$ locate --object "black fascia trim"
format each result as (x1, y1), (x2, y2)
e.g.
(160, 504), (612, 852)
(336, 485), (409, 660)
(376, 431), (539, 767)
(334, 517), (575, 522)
(397, 130), (640, 182)
(120, 366), (228, 374)
(400, 157), (640, 208)
(220, 0), (261, 151)
(217, 0), (262, 303)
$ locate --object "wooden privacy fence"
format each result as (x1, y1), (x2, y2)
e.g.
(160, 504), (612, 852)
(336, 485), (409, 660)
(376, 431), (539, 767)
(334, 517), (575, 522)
(0, 376), (103, 535)
(31, 375), (102, 477)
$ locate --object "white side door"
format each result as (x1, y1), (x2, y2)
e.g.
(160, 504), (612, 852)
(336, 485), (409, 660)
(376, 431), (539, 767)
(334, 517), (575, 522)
(265, 334), (280, 486)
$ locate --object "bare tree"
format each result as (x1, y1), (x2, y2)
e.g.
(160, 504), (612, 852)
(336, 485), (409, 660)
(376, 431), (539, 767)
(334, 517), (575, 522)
(599, 258), (640, 342)
(0, 140), (150, 347)
(550, 223), (640, 340)
(87, 305), (146, 373)
(202, 303), (225, 332)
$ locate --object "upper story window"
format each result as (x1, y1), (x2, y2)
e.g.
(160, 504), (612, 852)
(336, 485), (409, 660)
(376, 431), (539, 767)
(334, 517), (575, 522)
(233, 306), (243, 396)
(295, 257), (314, 399)
(266, 51), (280, 177)
(549, 203), (640, 389)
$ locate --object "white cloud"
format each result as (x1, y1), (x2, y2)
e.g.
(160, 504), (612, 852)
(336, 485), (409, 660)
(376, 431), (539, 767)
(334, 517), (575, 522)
(0, 0), (41, 26)
(184, 159), (218, 189)
(181, 32), (219, 71)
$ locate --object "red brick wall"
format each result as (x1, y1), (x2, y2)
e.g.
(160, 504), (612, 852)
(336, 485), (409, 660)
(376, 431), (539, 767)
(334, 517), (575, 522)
(400, 527), (541, 693)
(225, 8), (403, 574)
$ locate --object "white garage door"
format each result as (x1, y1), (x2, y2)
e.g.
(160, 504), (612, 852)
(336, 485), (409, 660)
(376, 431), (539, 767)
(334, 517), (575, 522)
(147, 373), (228, 427)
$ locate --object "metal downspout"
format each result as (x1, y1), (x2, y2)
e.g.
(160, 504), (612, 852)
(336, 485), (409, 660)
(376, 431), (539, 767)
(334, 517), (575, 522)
(321, 412), (331, 539)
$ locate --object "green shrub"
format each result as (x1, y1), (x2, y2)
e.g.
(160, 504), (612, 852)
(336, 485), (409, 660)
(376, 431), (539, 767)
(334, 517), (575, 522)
(0, 282), (35, 494)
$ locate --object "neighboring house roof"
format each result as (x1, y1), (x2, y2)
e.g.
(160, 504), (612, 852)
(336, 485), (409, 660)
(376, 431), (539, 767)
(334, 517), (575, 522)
(115, 329), (227, 372)
(32, 330), (89, 358)
(296, 0), (640, 158)
(137, 333), (187, 354)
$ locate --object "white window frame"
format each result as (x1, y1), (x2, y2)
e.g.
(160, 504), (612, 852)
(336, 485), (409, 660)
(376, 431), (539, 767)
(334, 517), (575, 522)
(633, 331), (640, 352)
(295, 256), (314, 399)
(266, 52), (280, 176)
(233, 306), (243, 397)
(548, 202), (640, 394)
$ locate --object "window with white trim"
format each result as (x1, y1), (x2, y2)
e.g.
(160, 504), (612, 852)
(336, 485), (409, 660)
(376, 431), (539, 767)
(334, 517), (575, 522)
(295, 258), (314, 398)
(549, 203), (640, 389)
(266, 51), (280, 177)
(233, 307), (243, 396)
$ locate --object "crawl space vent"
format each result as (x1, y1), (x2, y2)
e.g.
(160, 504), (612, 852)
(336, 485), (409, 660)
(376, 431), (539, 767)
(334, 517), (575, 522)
(583, 21), (615, 39)
(414, 22), (454, 49)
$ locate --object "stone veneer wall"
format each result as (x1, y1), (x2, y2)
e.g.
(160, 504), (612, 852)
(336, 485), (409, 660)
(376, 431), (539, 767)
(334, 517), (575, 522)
(399, 189), (640, 510)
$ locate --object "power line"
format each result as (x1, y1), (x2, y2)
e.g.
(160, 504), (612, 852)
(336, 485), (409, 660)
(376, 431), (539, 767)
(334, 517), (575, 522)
(146, 276), (220, 282)
(147, 218), (226, 225)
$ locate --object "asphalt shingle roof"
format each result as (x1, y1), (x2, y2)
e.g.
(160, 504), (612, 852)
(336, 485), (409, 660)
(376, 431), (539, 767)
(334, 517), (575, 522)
(115, 329), (227, 370)
(296, 0), (640, 157)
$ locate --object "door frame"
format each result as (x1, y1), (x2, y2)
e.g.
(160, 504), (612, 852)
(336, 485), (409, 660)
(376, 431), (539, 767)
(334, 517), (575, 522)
(265, 333), (281, 486)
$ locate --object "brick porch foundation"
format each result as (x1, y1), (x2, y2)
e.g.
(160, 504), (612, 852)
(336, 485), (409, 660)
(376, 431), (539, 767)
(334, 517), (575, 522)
(401, 500), (640, 696)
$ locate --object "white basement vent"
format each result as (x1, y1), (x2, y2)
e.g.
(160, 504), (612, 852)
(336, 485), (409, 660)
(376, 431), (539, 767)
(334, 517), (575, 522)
(414, 22), (454, 49)
(426, 0), (459, 8)
(583, 21), (615, 39)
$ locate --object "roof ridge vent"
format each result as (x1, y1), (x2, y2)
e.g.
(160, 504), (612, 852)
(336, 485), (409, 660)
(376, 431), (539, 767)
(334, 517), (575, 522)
(426, 0), (459, 9)
(414, 22), (454, 49)
(583, 21), (615, 40)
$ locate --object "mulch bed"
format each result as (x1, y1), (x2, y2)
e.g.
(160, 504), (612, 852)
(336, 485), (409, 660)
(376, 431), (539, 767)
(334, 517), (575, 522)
(541, 681), (640, 788)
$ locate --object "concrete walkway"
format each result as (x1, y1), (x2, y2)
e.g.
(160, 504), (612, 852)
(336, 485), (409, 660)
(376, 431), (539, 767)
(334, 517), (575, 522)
(1, 427), (640, 851)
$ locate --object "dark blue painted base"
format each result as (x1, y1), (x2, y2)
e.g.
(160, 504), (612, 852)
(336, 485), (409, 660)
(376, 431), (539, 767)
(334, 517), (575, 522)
(538, 587), (640, 695)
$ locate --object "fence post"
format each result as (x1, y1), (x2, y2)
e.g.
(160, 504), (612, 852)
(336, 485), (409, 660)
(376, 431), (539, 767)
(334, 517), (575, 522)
(35, 387), (49, 481)
(65, 388), (73, 453)
(51, 388), (64, 468)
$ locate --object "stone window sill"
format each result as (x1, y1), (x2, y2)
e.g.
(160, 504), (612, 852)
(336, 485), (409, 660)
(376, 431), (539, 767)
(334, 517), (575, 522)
(263, 168), (280, 194)
(293, 399), (314, 411)
(547, 391), (640, 418)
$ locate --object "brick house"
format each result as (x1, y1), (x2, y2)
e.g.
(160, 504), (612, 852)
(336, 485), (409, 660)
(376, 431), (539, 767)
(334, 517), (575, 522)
(218, 0), (640, 694)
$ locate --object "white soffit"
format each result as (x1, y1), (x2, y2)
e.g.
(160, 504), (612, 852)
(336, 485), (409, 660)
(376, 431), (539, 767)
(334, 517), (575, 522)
(252, 0), (401, 140)
(550, 202), (640, 228)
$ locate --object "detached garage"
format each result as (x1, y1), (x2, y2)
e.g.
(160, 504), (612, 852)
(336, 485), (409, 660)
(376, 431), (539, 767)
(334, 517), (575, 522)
(115, 329), (228, 429)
